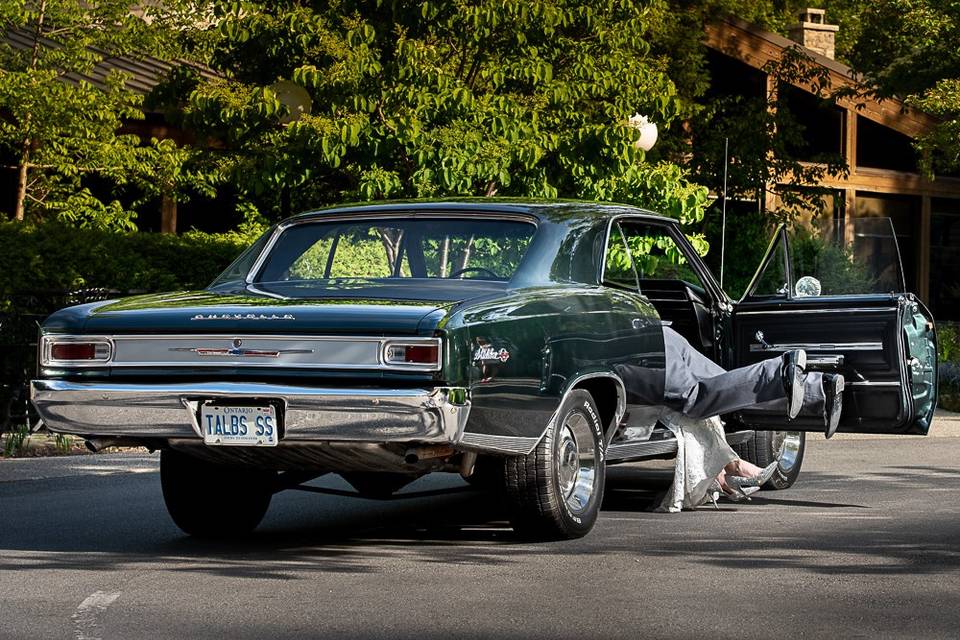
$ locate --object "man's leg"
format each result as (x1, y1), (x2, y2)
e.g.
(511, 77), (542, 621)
(661, 327), (792, 418)
(679, 358), (787, 419)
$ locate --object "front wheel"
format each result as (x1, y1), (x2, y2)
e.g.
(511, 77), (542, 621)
(731, 430), (805, 490)
(504, 389), (606, 540)
(160, 449), (275, 537)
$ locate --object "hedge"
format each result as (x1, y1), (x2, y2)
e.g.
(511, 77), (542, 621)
(0, 221), (260, 312)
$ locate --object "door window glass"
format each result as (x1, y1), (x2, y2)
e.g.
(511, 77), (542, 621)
(789, 217), (905, 296)
(602, 222), (639, 290)
(618, 222), (705, 292)
(744, 231), (789, 299)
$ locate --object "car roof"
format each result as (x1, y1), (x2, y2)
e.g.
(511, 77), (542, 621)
(282, 198), (677, 226)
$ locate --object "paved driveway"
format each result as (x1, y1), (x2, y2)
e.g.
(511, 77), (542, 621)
(1, 423), (959, 639)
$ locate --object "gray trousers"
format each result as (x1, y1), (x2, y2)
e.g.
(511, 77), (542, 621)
(660, 327), (826, 419)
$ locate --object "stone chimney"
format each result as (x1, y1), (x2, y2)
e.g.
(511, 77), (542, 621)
(788, 8), (838, 60)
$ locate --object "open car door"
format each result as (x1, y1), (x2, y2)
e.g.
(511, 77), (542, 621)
(731, 218), (938, 435)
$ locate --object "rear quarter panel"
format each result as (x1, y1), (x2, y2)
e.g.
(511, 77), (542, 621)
(445, 286), (662, 448)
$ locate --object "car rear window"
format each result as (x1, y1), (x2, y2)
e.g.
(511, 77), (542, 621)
(254, 217), (536, 285)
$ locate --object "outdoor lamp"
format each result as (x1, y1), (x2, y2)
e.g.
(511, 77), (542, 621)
(628, 113), (658, 151)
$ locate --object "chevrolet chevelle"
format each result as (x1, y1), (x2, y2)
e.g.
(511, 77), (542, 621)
(31, 201), (938, 539)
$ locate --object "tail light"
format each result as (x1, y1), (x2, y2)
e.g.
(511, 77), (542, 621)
(382, 339), (442, 371)
(41, 336), (112, 366)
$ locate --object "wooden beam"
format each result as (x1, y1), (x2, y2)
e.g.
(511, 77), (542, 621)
(704, 20), (939, 140)
(790, 163), (960, 197)
(844, 107), (857, 172)
(919, 196), (931, 301)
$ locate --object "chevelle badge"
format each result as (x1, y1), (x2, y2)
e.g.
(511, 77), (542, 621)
(190, 313), (296, 320)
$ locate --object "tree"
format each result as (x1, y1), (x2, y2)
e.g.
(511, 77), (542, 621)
(842, 0), (960, 172)
(174, 0), (712, 234)
(0, 1), (192, 229)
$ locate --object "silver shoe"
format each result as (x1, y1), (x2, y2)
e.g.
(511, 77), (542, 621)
(727, 461), (779, 490)
(707, 479), (760, 504)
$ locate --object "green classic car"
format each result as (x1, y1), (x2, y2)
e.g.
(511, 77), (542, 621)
(30, 201), (938, 540)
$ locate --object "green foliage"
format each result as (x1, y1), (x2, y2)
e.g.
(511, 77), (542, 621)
(173, 0), (710, 228)
(938, 322), (960, 364)
(837, 0), (960, 174)
(0, 1), (199, 228)
(0, 221), (259, 308)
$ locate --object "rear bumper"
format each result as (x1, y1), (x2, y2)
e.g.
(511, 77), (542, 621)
(30, 380), (471, 444)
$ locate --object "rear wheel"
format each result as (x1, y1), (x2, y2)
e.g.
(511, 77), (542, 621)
(731, 430), (805, 490)
(504, 390), (606, 540)
(160, 449), (275, 537)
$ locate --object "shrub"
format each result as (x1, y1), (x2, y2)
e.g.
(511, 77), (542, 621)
(0, 221), (262, 312)
(939, 361), (960, 413)
(938, 322), (960, 363)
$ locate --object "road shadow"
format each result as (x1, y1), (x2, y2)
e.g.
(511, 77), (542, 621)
(2, 464), (959, 580)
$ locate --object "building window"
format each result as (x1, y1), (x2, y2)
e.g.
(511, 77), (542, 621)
(931, 198), (960, 320)
(856, 116), (920, 173)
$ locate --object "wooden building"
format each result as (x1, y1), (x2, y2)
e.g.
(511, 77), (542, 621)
(705, 10), (960, 321)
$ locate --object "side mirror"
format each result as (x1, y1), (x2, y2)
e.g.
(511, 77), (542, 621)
(795, 276), (822, 297)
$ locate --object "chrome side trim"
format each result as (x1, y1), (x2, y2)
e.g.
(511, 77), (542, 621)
(749, 341), (883, 353)
(847, 381), (901, 387)
(31, 380), (470, 445)
(459, 432), (541, 455)
(607, 437), (678, 461)
(606, 429), (755, 463)
(737, 307), (897, 315)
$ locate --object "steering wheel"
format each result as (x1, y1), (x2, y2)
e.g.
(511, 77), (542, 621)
(448, 266), (500, 280)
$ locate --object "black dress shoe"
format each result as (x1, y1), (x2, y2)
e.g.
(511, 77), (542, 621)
(781, 349), (807, 420)
(823, 373), (845, 439)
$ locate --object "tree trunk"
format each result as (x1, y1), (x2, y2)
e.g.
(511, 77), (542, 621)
(454, 235), (475, 272)
(439, 236), (450, 277)
(161, 194), (178, 233)
(14, 0), (46, 222)
(14, 150), (28, 222)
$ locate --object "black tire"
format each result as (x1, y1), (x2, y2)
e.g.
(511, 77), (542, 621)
(341, 472), (416, 498)
(731, 430), (805, 490)
(504, 389), (606, 540)
(160, 449), (275, 537)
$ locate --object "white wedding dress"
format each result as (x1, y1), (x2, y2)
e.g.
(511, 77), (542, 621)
(654, 410), (739, 512)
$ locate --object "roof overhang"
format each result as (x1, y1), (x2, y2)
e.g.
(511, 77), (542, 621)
(704, 17), (939, 139)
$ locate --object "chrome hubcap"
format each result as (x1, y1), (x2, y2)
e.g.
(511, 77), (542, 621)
(772, 431), (802, 474)
(556, 412), (597, 514)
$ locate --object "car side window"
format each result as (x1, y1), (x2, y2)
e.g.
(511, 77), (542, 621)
(617, 221), (705, 291)
(603, 222), (639, 290)
(749, 238), (789, 298)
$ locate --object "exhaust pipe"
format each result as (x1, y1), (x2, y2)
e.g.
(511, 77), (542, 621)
(404, 445), (455, 465)
(459, 451), (478, 478)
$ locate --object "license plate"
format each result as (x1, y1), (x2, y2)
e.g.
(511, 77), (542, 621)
(200, 404), (278, 446)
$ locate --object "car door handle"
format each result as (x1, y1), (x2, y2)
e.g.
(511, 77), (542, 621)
(632, 318), (644, 330)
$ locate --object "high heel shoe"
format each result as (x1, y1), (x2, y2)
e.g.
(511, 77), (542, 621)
(706, 479), (759, 506)
(726, 461), (779, 491)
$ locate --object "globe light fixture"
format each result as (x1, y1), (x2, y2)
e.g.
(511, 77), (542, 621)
(628, 113), (658, 152)
(271, 79), (313, 124)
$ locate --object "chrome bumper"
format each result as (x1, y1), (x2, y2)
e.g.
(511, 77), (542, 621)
(30, 380), (471, 444)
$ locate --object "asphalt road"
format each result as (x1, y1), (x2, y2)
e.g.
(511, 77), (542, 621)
(2, 429), (959, 640)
